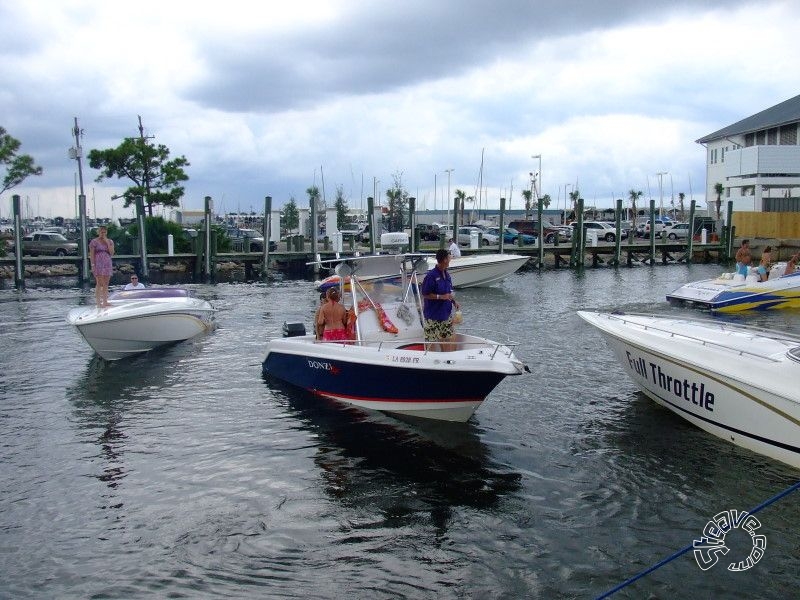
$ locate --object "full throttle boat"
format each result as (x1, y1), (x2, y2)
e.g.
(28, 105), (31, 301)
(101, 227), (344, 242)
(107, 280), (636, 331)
(578, 311), (800, 469)
(263, 254), (527, 422)
(67, 288), (215, 361)
(666, 261), (800, 312)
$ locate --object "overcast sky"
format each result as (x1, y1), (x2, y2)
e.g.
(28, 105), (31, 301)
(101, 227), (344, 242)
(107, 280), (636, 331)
(1, 0), (798, 221)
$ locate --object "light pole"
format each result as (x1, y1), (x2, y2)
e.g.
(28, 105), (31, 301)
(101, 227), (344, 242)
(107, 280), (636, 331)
(532, 154), (542, 201)
(444, 168), (454, 228)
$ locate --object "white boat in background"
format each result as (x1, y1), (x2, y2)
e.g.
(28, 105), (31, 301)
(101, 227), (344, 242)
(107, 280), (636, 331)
(317, 252), (529, 292)
(67, 288), (215, 361)
(264, 254), (527, 422)
(578, 311), (800, 469)
(666, 262), (800, 312)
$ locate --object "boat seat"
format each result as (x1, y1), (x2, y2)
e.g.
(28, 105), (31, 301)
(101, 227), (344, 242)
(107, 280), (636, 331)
(355, 302), (424, 342)
(768, 263), (786, 280)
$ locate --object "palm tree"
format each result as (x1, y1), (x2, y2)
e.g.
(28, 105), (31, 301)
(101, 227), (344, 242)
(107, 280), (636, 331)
(678, 192), (686, 222)
(454, 189), (467, 226)
(628, 189), (643, 230)
(521, 189), (532, 219)
(569, 188), (581, 221)
(541, 194), (551, 209)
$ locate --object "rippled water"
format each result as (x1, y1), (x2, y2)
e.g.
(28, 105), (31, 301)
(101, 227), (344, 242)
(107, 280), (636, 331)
(1, 264), (799, 599)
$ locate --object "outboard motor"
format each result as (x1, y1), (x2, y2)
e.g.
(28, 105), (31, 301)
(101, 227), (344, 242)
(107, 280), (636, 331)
(282, 321), (306, 337)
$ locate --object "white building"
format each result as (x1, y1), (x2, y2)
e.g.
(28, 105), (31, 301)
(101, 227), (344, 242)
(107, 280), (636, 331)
(697, 94), (800, 215)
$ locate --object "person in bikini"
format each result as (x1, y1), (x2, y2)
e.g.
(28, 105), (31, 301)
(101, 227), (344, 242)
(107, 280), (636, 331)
(317, 287), (348, 341)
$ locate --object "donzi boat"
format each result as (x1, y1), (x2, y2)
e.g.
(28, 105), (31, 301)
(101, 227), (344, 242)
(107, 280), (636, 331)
(263, 254), (527, 422)
(317, 252), (529, 292)
(578, 311), (800, 469)
(67, 288), (215, 361)
(666, 261), (800, 312)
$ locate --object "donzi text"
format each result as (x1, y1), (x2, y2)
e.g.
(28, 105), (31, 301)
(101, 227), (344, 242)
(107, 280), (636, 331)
(626, 351), (715, 411)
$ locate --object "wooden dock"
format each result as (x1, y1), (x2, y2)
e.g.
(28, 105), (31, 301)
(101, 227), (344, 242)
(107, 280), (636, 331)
(0, 239), (728, 286)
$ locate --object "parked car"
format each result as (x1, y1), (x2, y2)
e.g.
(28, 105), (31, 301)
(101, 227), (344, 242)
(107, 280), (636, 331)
(457, 226), (499, 247)
(414, 223), (441, 241)
(339, 222), (367, 242)
(236, 228), (277, 252)
(578, 221), (627, 242)
(637, 218), (670, 238)
(661, 222), (691, 240)
(487, 226), (536, 245)
(11, 232), (79, 256)
(507, 220), (561, 243)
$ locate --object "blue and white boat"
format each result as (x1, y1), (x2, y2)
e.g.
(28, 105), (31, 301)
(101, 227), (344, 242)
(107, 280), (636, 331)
(263, 254), (527, 422)
(666, 261), (800, 312)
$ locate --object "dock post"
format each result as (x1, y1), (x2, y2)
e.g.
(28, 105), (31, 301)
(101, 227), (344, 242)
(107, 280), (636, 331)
(12, 195), (24, 289)
(499, 198), (506, 254)
(725, 200), (735, 261)
(203, 196), (213, 281)
(366, 197), (376, 255)
(577, 198), (585, 267)
(685, 200), (696, 263)
(610, 198), (622, 266)
(648, 200), (656, 265)
(408, 197), (416, 253)
(262, 195), (272, 277)
(537, 197), (544, 269)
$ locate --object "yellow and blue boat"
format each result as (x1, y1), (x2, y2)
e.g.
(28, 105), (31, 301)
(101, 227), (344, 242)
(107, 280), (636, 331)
(667, 262), (800, 312)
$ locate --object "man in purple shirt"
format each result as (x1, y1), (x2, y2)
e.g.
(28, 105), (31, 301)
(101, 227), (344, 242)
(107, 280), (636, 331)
(420, 248), (461, 351)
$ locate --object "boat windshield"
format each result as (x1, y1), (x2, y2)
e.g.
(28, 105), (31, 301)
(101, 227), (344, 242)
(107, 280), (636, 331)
(788, 346), (800, 364)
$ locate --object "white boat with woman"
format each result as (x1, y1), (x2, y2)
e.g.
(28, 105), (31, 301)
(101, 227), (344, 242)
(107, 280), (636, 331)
(578, 311), (800, 469)
(263, 254), (527, 422)
(67, 288), (215, 361)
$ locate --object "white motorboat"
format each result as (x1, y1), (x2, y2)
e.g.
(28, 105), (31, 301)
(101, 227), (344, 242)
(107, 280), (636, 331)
(578, 311), (800, 469)
(666, 262), (800, 312)
(67, 288), (215, 361)
(263, 254), (527, 422)
(317, 252), (529, 292)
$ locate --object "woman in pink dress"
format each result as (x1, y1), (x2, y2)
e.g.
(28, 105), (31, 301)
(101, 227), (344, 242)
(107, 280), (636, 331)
(89, 226), (115, 307)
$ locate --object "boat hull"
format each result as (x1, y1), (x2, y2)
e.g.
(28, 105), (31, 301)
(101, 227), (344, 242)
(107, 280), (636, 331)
(68, 296), (214, 360)
(262, 336), (522, 422)
(578, 311), (800, 469)
(317, 254), (529, 292)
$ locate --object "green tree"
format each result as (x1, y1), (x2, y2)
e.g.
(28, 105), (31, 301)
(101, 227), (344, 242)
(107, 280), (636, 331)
(628, 189), (643, 229)
(88, 136), (189, 217)
(282, 197), (299, 233)
(569, 188), (581, 221)
(678, 192), (686, 221)
(541, 194), (552, 209)
(0, 126), (43, 195)
(521, 189), (532, 219)
(454, 188), (467, 225)
(385, 172), (409, 232)
(334, 185), (349, 228)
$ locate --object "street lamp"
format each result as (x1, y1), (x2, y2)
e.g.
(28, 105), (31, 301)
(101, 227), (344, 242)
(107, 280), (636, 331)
(531, 154), (542, 201)
(444, 168), (454, 227)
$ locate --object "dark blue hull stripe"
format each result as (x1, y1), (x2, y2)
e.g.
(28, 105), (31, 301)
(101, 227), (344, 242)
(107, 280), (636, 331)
(263, 351), (505, 403)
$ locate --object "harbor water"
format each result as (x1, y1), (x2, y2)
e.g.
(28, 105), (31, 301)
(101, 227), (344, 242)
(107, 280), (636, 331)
(1, 263), (798, 598)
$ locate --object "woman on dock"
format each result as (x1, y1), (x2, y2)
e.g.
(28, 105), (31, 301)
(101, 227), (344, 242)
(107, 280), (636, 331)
(89, 226), (115, 307)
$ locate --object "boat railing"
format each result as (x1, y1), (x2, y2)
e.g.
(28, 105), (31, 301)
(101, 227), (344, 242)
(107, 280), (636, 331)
(606, 312), (799, 363)
(315, 331), (519, 359)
